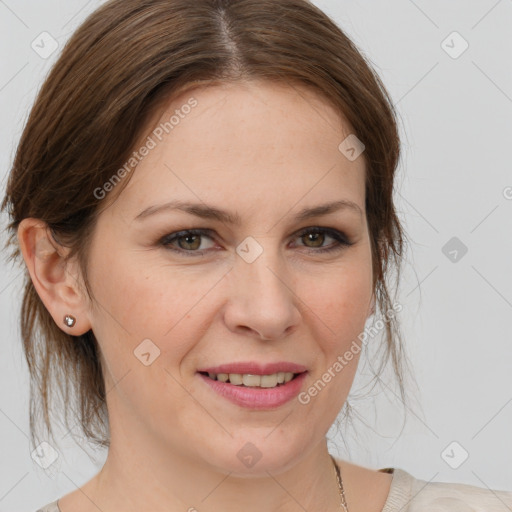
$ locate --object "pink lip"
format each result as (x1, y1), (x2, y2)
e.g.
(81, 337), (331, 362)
(198, 371), (308, 409)
(197, 362), (307, 375)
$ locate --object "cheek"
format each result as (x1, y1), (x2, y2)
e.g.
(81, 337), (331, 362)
(296, 256), (373, 342)
(88, 249), (228, 363)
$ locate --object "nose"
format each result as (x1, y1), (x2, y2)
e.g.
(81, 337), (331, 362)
(223, 244), (301, 341)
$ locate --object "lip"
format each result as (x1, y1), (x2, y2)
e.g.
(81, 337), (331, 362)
(196, 361), (308, 375)
(198, 371), (308, 409)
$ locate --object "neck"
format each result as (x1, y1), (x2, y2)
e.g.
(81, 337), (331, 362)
(90, 421), (343, 512)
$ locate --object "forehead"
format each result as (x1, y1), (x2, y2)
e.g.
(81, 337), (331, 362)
(105, 80), (366, 220)
(149, 79), (352, 147)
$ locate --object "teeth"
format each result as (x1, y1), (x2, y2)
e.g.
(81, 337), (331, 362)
(229, 373), (243, 385)
(206, 371), (296, 388)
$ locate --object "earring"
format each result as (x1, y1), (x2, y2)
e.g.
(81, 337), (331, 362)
(63, 314), (76, 327)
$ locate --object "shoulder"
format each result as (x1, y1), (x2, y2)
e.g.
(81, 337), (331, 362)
(34, 499), (60, 512)
(385, 466), (512, 512)
(334, 457), (512, 512)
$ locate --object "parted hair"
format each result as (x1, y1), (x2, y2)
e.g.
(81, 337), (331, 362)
(2, 0), (410, 450)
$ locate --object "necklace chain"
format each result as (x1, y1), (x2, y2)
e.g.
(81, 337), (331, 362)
(330, 455), (349, 511)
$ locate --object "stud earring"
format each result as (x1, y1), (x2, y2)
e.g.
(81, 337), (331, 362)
(63, 314), (76, 327)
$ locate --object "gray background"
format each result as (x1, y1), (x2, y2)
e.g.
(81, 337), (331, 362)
(1, 1), (511, 510)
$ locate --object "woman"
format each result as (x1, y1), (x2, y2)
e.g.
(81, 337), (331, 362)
(2, 0), (511, 511)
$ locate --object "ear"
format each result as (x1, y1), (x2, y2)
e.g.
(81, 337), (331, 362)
(17, 218), (92, 335)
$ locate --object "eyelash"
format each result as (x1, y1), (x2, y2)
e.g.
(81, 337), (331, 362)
(159, 227), (354, 256)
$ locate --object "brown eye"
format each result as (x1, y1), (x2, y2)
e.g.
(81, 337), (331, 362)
(177, 233), (202, 250)
(161, 229), (216, 254)
(294, 227), (353, 253)
(301, 231), (325, 248)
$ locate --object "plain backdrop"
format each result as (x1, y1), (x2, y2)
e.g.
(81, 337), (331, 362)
(1, 1), (511, 510)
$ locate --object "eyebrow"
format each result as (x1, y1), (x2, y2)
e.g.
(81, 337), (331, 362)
(134, 199), (363, 224)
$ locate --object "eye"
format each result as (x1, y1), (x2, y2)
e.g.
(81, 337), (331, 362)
(161, 229), (216, 253)
(159, 226), (354, 256)
(293, 226), (354, 253)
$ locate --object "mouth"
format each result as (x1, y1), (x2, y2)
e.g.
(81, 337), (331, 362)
(196, 368), (308, 409)
(198, 371), (305, 389)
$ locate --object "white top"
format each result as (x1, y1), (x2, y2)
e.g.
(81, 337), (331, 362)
(35, 467), (512, 512)
(379, 467), (512, 511)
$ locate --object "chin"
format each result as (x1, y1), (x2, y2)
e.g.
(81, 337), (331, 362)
(197, 433), (312, 477)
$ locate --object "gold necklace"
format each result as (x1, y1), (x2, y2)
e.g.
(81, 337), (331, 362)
(330, 455), (349, 511)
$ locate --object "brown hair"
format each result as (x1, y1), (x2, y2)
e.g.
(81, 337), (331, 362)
(2, 0), (411, 450)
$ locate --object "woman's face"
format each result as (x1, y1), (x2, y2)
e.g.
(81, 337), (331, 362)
(84, 80), (373, 473)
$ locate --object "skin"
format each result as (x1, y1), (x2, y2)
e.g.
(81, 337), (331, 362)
(18, 80), (393, 512)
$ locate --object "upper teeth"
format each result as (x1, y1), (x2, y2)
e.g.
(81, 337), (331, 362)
(207, 372), (296, 388)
